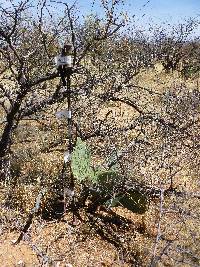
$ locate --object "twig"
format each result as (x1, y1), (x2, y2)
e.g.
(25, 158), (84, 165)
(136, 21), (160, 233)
(13, 188), (46, 245)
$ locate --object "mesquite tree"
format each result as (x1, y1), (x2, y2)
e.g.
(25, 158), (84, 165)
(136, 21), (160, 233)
(0, 1), (58, 179)
(0, 0), (126, 180)
(150, 19), (199, 72)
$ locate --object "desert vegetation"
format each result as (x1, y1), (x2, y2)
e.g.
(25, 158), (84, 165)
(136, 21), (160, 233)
(0, 0), (200, 266)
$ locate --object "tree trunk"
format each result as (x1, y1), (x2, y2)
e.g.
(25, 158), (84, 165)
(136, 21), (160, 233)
(0, 103), (20, 181)
(0, 123), (14, 181)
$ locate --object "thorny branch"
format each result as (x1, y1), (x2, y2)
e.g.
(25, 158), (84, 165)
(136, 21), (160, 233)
(150, 187), (164, 267)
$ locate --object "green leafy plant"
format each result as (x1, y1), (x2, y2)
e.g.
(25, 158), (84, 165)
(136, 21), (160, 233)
(71, 138), (147, 214)
(107, 191), (147, 214)
(71, 137), (96, 182)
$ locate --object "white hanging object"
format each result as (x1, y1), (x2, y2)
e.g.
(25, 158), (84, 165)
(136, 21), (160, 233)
(64, 151), (71, 163)
(55, 55), (72, 68)
(55, 109), (72, 119)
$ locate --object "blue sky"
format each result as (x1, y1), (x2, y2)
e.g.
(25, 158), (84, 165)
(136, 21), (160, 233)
(70, 0), (199, 36)
(2, 0), (199, 23)
(129, 0), (199, 24)
(75, 0), (199, 24)
(2, 0), (199, 33)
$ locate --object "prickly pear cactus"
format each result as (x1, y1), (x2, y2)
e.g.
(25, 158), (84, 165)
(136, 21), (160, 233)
(95, 170), (119, 193)
(71, 138), (95, 182)
(106, 190), (147, 214)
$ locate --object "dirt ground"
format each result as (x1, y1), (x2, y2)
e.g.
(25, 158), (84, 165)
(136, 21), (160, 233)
(0, 208), (150, 267)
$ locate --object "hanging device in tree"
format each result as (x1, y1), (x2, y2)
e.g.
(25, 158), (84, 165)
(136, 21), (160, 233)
(55, 43), (75, 218)
(55, 43), (72, 68)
